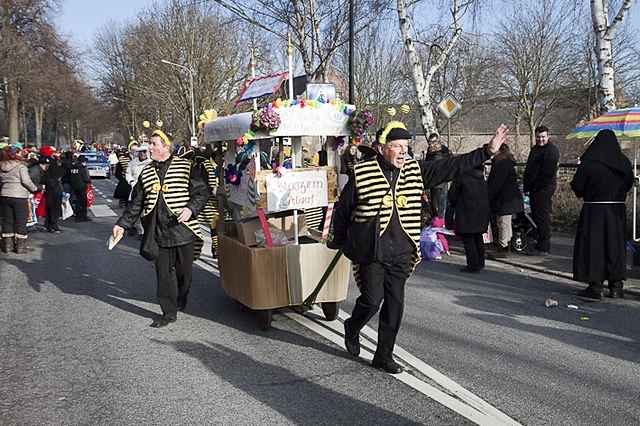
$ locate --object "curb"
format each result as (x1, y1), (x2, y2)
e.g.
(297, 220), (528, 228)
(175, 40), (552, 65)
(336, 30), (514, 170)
(449, 247), (640, 298)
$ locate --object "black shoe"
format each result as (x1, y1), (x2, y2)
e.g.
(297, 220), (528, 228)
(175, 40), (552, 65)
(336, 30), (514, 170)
(460, 266), (481, 273)
(344, 319), (360, 357)
(177, 299), (187, 312)
(150, 316), (176, 328)
(372, 358), (404, 374)
(490, 245), (509, 259)
(608, 288), (625, 299)
(577, 287), (603, 300)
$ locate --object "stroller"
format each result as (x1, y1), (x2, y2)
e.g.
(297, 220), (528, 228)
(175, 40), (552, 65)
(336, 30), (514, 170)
(510, 189), (537, 253)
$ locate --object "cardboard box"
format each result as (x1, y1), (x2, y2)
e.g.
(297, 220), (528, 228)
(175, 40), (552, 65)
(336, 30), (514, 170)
(224, 214), (307, 246)
(218, 235), (350, 310)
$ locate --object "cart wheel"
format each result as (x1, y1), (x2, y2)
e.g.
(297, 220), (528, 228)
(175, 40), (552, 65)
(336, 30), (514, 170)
(256, 309), (272, 330)
(321, 302), (339, 321)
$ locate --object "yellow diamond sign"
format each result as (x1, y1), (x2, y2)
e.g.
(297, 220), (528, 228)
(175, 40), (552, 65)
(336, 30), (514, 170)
(438, 96), (461, 119)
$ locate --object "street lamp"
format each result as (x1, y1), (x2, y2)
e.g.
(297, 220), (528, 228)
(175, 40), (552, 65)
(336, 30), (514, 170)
(160, 59), (196, 144)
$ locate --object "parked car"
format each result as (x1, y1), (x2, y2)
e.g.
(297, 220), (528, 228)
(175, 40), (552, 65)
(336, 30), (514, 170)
(83, 152), (110, 178)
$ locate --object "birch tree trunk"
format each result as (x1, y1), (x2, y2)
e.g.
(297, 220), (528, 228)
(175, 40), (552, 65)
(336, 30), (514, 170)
(591, 0), (635, 112)
(397, 0), (435, 133)
(397, 0), (464, 135)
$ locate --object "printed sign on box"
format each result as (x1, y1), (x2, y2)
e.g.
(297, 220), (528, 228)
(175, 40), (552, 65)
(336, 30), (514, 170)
(266, 169), (328, 212)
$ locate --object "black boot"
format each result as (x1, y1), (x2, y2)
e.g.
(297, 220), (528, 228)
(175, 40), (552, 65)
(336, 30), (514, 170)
(608, 281), (624, 299)
(14, 238), (32, 254)
(578, 282), (603, 300)
(343, 319), (360, 357)
(372, 357), (404, 374)
(1, 237), (11, 254)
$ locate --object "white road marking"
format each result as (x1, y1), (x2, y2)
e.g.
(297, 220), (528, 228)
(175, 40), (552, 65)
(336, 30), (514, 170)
(193, 254), (520, 426)
(284, 310), (516, 426)
(89, 205), (118, 217)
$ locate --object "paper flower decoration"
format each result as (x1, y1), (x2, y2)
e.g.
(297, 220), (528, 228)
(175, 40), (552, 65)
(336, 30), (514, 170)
(204, 109), (217, 121)
(251, 106), (281, 132)
(142, 120), (151, 128)
(386, 107), (397, 117)
(400, 104), (411, 114)
(349, 109), (376, 140)
(224, 164), (241, 185)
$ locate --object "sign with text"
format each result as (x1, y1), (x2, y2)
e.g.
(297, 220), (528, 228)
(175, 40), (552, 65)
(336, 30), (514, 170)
(266, 169), (328, 212)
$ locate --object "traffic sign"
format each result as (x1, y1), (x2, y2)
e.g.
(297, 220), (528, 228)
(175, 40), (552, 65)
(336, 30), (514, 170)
(437, 96), (461, 119)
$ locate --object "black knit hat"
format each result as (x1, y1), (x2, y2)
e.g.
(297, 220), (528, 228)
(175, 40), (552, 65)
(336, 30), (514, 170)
(386, 127), (412, 143)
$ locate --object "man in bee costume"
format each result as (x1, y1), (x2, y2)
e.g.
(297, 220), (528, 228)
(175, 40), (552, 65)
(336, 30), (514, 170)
(176, 145), (221, 257)
(328, 121), (508, 374)
(112, 130), (209, 328)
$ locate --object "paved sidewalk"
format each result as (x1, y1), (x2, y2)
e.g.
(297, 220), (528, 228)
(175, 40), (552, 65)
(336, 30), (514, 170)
(451, 234), (640, 297)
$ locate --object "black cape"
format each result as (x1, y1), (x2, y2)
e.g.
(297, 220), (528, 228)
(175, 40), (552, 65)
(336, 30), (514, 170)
(571, 129), (634, 283)
(448, 166), (490, 234)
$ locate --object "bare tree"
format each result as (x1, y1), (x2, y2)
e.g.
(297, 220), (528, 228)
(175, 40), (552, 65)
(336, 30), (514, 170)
(397, 0), (483, 134)
(493, 0), (579, 146)
(0, 0), (60, 142)
(93, 0), (250, 143)
(334, 24), (409, 128)
(210, 0), (386, 81)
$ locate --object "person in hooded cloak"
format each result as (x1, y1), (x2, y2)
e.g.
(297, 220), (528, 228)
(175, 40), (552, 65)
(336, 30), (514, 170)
(571, 129), (634, 300)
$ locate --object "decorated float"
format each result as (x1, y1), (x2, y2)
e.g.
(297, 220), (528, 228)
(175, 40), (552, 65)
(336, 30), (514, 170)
(202, 94), (377, 329)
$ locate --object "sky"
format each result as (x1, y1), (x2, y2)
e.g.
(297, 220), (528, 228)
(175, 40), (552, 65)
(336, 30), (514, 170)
(56, 0), (640, 52)
(55, 0), (151, 51)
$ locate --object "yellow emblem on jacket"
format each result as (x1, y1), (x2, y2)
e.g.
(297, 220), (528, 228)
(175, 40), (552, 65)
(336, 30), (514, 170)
(382, 194), (394, 207)
(396, 195), (408, 208)
(151, 183), (170, 192)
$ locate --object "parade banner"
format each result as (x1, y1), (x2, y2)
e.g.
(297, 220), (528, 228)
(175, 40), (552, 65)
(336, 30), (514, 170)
(270, 103), (350, 137)
(204, 112), (252, 143)
(236, 71), (288, 105)
(266, 169), (328, 212)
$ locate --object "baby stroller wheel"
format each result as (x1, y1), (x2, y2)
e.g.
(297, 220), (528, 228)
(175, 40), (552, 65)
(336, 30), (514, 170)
(510, 232), (527, 253)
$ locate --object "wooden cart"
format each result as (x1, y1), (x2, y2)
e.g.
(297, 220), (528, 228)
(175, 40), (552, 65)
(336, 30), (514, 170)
(203, 102), (353, 329)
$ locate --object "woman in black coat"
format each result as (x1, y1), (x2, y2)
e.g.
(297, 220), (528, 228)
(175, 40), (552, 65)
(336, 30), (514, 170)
(571, 129), (634, 300)
(449, 164), (490, 272)
(487, 144), (523, 257)
(43, 157), (65, 233)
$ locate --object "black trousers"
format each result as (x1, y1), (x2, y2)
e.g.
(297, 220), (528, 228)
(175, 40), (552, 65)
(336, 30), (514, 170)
(72, 187), (88, 220)
(530, 188), (554, 252)
(429, 187), (447, 218)
(45, 193), (62, 231)
(0, 197), (29, 237)
(461, 233), (485, 271)
(347, 260), (412, 362)
(154, 243), (194, 320)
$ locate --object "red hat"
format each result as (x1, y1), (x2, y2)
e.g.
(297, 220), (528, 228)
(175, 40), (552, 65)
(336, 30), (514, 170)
(39, 145), (54, 157)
